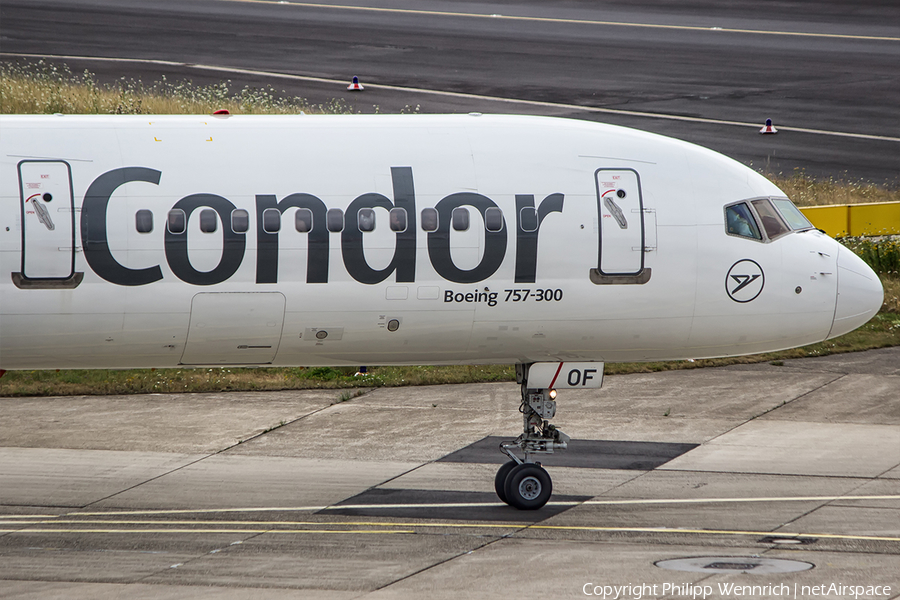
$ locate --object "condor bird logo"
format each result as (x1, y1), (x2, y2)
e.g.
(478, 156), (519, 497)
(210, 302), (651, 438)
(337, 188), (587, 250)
(726, 259), (764, 303)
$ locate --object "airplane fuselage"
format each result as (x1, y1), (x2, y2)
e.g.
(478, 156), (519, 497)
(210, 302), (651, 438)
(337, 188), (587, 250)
(0, 114), (883, 369)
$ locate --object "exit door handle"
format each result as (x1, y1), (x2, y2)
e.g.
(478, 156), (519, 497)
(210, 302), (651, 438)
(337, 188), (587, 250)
(31, 198), (56, 231)
(603, 197), (628, 229)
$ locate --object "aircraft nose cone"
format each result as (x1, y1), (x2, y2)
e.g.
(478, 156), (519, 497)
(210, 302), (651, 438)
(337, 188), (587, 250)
(828, 246), (884, 339)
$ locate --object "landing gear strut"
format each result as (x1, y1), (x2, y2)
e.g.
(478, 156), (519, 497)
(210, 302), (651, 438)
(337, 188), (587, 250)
(495, 363), (570, 510)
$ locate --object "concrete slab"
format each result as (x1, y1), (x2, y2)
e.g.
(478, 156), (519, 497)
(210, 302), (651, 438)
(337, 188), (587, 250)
(361, 539), (739, 600)
(88, 455), (420, 510)
(532, 495), (827, 535)
(661, 420), (900, 477)
(769, 346), (900, 376)
(592, 469), (867, 502)
(0, 545), (204, 585)
(829, 478), (900, 509)
(228, 384), (521, 461)
(757, 374), (900, 425)
(0, 390), (339, 454)
(0, 448), (202, 507)
(1, 581), (354, 600)
(775, 504), (900, 538)
(881, 464), (900, 479)
(140, 530), (497, 592)
(1, 347), (898, 597)
(561, 368), (840, 421)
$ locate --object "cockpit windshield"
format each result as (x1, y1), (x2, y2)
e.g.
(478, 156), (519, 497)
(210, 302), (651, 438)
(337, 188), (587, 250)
(725, 197), (814, 242)
(726, 202), (762, 240)
(771, 198), (814, 231)
(751, 199), (790, 239)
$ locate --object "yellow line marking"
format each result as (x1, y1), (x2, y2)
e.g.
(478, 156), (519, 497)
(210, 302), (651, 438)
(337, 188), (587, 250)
(0, 528), (413, 534)
(584, 494), (900, 506)
(218, 0), (900, 42)
(3, 52), (897, 143)
(67, 507), (327, 516)
(529, 525), (900, 542)
(0, 519), (526, 528)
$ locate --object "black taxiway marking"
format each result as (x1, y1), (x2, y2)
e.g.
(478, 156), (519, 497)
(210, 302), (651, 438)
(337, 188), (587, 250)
(438, 437), (698, 470)
(324, 489), (590, 521)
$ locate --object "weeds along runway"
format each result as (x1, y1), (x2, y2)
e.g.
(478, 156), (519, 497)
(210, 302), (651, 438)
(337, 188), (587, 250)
(1, 347), (898, 598)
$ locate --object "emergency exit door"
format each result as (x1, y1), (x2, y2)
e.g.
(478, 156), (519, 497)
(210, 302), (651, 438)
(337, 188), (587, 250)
(18, 160), (76, 280)
(595, 168), (647, 278)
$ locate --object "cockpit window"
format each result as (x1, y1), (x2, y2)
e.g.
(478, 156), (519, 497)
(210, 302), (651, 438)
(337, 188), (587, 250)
(772, 198), (814, 231)
(726, 202), (762, 240)
(751, 199), (790, 239)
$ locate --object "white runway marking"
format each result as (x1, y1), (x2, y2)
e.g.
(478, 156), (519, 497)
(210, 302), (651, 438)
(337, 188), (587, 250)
(4, 52), (899, 143)
(220, 0), (900, 43)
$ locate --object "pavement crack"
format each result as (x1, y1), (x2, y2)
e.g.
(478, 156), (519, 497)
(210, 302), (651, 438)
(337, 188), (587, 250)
(700, 372), (847, 445)
(133, 532), (268, 584)
(76, 398), (345, 511)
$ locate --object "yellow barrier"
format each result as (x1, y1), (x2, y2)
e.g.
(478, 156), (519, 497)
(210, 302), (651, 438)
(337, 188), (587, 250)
(799, 202), (900, 237)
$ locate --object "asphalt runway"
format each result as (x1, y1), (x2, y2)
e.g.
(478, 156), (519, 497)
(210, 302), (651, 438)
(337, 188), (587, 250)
(1, 0), (899, 181)
(1, 347), (898, 598)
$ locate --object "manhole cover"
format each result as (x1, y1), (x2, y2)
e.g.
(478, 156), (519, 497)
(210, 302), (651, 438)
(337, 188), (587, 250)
(655, 556), (814, 574)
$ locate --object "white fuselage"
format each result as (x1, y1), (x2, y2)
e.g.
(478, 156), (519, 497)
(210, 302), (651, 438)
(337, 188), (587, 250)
(0, 114), (883, 369)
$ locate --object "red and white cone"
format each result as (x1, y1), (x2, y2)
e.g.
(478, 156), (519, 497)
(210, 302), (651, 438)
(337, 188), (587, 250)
(347, 76), (364, 91)
(759, 118), (778, 134)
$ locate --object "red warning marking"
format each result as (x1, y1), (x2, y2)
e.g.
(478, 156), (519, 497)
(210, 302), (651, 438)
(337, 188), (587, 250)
(548, 362), (564, 388)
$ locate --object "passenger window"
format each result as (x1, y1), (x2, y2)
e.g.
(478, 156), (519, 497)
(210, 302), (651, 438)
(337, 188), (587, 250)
(421, 207), (438, 232)
(751, 199), (790, 239)
(725, 203), (761, 240)
(167, 209), (186, 234)
(231, 209), (249, 233)
(452, 207), (469, 231)
(772, 199), (813, 231)
(295, 208), (313, 233)
(485, 207), (504, 232)
(199, 209), (218, 233)
(262, 208), (281, 233)
(358, 208), (375, 232)
(135, 209), (153, 233)
(327, 208), (344, 232)
(519, 207), (538, 232)
(390, 207), (407, 232)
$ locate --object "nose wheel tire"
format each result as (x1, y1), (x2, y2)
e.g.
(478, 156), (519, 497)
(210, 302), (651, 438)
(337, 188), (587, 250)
(494, 460), (518, 505)
(503, 463), (552, 510)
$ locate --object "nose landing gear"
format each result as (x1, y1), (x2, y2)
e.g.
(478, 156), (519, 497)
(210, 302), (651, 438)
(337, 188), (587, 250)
(495, 364), (570, 510)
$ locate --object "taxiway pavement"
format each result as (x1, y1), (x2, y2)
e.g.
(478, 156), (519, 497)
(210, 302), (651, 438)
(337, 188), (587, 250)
(1, 347), (898, 598)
